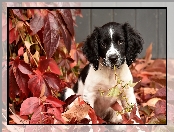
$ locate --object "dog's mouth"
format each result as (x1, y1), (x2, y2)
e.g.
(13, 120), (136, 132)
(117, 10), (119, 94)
(102, 58), (121, 69)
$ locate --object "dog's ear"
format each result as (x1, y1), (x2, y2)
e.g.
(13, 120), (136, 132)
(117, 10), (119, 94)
(82, 27), (100, 71)
(123, 22), (144, 66)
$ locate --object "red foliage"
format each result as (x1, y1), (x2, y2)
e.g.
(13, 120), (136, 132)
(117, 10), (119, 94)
(7, 7), (166, 128)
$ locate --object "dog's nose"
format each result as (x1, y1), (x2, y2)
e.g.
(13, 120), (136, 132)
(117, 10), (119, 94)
(109, 54), (118, 62)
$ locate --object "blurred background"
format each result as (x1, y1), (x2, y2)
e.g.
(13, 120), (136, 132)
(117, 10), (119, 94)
(74, 9), (166, 59)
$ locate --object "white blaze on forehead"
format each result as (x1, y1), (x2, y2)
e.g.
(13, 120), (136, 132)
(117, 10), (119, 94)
(110, 43), (119, 55)
(109, 28), (114, 39)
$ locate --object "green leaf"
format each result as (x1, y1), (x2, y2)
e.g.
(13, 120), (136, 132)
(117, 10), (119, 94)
(128, 81), (138, 87)
(107, 86), (120, 97)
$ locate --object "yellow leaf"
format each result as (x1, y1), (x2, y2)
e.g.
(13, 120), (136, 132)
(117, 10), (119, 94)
(24, 41), (31, 51)
(23, 52), (29, 63)
(107, 86), (120, 97)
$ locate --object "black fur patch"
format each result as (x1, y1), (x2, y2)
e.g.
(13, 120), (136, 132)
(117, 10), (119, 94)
(72, 82), (78, 93)
(72, 64), (90, 93)
(79, 64), (90, 84)
(58, 88), (67, 101)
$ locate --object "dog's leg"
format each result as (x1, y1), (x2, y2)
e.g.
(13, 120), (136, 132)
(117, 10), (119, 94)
(121, 87), (140, 123)
(83, 88), (96, 108)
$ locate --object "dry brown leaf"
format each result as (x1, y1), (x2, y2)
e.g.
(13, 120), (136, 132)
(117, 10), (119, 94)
(145, 43), (153, 63)
(142, 98), (162, 107)
(62, 98), (91, 122)
(140, 87), (157, 95)
(135, 63), (147, 72)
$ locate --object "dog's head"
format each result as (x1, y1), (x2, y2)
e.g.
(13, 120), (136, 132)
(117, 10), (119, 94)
(82, 22), (144, 70)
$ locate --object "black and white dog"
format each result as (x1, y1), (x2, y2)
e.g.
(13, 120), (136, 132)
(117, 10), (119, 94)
(61, 22), (143, 124)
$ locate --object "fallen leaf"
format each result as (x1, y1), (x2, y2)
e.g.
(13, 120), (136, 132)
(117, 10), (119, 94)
(142, 98), (162, 107)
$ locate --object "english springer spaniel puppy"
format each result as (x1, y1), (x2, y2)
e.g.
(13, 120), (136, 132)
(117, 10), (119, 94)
(61, 22), (144, 124)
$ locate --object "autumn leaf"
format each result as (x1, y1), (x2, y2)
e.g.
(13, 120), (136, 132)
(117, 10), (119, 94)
(43, 72), (63, 91)
(43, 12), (60, 58)
(153, 87), (166, 99)
(107, 86), (120, 97)
(28, 73), (51, 97)
(58, 9), (74, 37)
(129, 105), (144, 124)
(70, 42), (87, 64)
(9, 27), (17, 44)
(46, 96), (65, 108)
(88, 108), (97, 124)
(148, 114), (166, 124)
(30, 105), (44, 124)
(47, 107), (64, 123)
(12, 9), (28, 21)
(29, 9), (44, 34)
(18, 60), (33, 75)
(9, 67), (20, 99)
(154, 100), (166, 115)
(20, 97), (40, 116)
(18, 47), (24, 56)
(38, 58), (61, 75)
(14, 68), (30, 97)
(145, 43), (152, 63)
(56, 11), (72, 53)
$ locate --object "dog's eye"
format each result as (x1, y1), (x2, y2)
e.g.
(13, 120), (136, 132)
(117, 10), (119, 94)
(118, 40), (124, 45)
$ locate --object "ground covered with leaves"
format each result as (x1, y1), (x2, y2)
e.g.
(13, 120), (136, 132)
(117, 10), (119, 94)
(2, 5), (168, 132)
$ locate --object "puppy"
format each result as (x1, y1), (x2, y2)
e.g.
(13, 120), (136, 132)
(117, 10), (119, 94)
(61, 22), (144, 124)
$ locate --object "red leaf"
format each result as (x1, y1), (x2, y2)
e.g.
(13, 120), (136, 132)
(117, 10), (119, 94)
(18, 47), (24, 56)
(145, 59), (166, 73)
(43, 12), (60, 58)
(29, 9), (44, 34)
(88, 108), (97, 124)
(28, 74), (51, 97)
(56, 12), (72, 53)
(154, 100), (166, 115)
(18, 61), (33, 75)
(9, 28), (16, 44)
(58, 9), (74, 37)
(59, 56), (74, 70)
(47, 108), (64, 123)
(12, 9), (27, 21)
(153, 87), (166, 99)
(43, 72), (62, 91)
(9, 67), (20, 99)
(38, 58), (61, 75)
(30, 105), (43, 124)
(14, 68), (30, 97)
(20, 97), (40, 116)
(129, 105), (144, 124)
(46, 96), (65, 108)
(70, 43), (87, 64)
